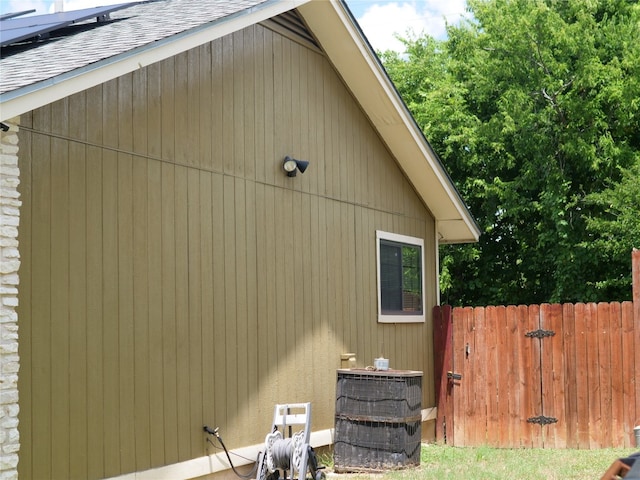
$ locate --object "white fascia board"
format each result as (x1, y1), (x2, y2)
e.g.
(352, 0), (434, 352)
(437, 219), (481, 245)
(298, 1), (480, 243)
(0, 0), (310, 121)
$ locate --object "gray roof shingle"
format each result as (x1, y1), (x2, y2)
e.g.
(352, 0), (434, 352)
(0, 0), (269, 96)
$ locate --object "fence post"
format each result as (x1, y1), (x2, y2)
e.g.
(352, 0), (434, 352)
(433, 305), (453, 444)
(633, 249), (639, 321)
(634, 249), (640, 439)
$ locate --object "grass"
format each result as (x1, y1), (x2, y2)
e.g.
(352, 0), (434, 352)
(324, 444), (639, 480)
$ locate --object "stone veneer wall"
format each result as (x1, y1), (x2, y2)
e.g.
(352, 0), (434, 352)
(0, 117), (20, 480)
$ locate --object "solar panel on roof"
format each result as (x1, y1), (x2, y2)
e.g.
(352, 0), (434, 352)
(0, 3), (136, 47)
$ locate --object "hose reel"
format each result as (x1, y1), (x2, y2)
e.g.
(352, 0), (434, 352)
(264, 430), (306, 473)
(257, 403), (325, 480)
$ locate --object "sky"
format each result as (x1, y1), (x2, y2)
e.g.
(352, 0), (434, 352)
(346, 0), (468, 50)
(0, 0), (469, 52)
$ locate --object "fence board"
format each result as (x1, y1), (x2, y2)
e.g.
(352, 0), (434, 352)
(562, 303), (578, 448)
(540, 304), (555, 447)
(466, 308), (476, 445)
(598, 303), (613, 447)
(464, 307), (478, 446)
(471, 307), (487, 446)
(529, 305), (543, 449)
(573, 304), (590, 448)
(485, 306), (500, 446)
(496, 306), (509, 447)
(551, 303), (566, 448)
(516, 305), (534, 447)
(585, 303), (602, 449)
(505, 306), (518, 447)
(621, 302), (636, 447)
(610, 303), (625, 447)
(452, 307), (468, 446)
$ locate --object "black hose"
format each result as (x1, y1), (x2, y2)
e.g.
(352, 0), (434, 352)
(204, 426), (260, 479)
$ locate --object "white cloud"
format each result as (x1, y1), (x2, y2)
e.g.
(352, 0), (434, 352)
(353, 0), (468, 53)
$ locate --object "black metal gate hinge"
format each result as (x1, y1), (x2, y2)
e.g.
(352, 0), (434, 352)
(527, 415), (558, 426)
(525, 329), (555, 339)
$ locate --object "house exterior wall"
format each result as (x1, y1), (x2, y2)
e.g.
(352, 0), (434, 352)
(0, 117), (21, 480)
(16, 24), (437, 480)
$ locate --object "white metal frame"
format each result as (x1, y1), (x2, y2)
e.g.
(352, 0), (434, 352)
(376, 230), (426, 323)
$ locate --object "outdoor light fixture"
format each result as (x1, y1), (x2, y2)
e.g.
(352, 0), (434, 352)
(283, 156), (309, 177)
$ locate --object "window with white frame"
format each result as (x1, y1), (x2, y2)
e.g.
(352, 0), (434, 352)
(376, 230), (425, 323)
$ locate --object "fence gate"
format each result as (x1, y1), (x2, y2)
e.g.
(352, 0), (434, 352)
(433, 302), (638, 449)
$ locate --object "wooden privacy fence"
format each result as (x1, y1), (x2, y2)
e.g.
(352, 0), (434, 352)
(433, 250), (640, 449)
(434, 303), (639, 448)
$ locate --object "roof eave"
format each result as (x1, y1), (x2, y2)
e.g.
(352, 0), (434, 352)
(1, 0), (480, 244)
(297, 0), (480, 244)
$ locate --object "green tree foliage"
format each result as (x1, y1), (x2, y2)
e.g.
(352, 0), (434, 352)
(583, 162), (640, 296)
(381, 0), (640, 305)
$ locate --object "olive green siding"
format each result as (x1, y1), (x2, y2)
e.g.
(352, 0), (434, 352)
(17, 24), (436, 480)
